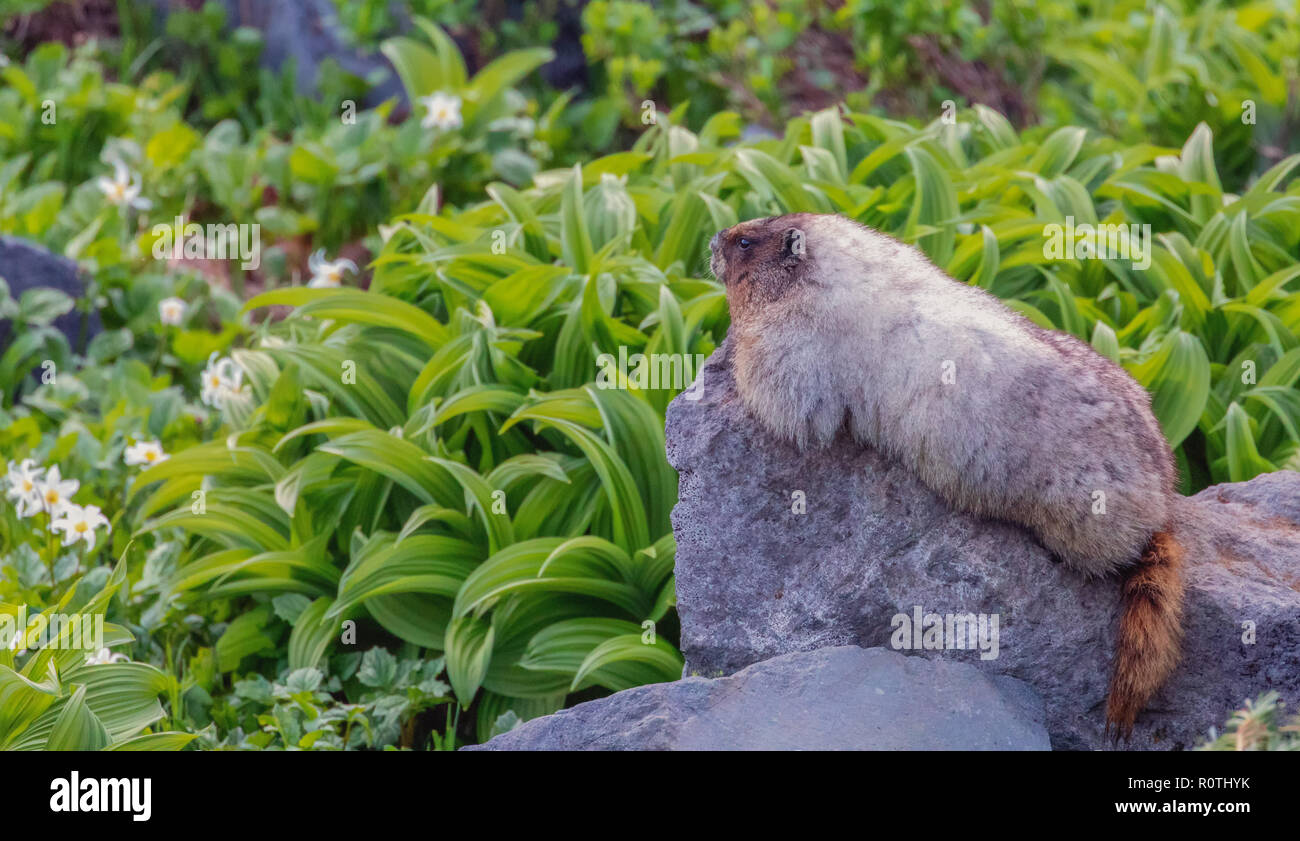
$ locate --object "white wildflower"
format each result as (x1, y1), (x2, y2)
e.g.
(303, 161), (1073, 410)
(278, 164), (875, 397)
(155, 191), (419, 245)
(200, 352), (245, 408)
(50, 503), (111, 551)
(36, 465), (79, 517)
(96, 159), (152, 210)
(5, 458), (44, 518)
(158, 296), (186, 326)
(420, 91), (463, 131)
(124, 440), (168, 467)
(85, 647), (129, 666)
(307, 250), (358, 288)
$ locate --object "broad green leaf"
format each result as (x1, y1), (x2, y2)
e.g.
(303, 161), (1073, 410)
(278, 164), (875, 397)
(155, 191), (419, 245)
(1128, 330), (1211, 448)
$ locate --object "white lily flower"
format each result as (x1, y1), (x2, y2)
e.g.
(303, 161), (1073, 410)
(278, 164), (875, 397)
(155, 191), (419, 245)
(36, 465), (79, 517)
(85, 647), (129, 666)
(200, 352), (246, 408)
(51, 503), (111, 551)
(307, 249), (358, 288)
(96, 159), (152, 210)
(5, 458), (44, 519)
(124, 439), (169, 467)
(420, 91), (463, 131)
(158, 296), (187, 326)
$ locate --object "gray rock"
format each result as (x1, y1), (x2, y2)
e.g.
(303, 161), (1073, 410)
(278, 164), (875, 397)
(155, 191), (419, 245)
(665, 339), (1300, 751)
(469, 645), (1050, 750)
(0, 236), (99, 355)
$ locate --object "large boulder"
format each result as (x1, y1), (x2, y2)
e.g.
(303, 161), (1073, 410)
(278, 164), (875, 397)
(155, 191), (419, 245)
(0, 236), (100, 355)
(469, 645), (1050, 750)
(665, 340), (1300, 751)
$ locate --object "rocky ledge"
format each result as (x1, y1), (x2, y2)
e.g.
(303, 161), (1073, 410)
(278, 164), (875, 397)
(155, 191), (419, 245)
(663, 341), (1300, 750)
(469, 646), (1050, 751)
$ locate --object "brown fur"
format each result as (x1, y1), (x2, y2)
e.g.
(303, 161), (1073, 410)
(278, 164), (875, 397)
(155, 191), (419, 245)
(1106, 530), (1186, 737)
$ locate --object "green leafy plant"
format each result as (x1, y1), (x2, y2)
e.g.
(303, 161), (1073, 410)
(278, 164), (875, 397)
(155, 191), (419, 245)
(1040, 0), (1299, 188)
(0, 557), (194, 750)
(198, 647), (454, 750)
(1197, 692), (1300, 750)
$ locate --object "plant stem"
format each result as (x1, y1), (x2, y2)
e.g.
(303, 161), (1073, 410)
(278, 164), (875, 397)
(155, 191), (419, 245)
(44, 512), (56, 588)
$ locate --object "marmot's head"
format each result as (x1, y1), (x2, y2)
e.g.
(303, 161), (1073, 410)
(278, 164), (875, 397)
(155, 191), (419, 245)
(709, 213), (863, 447)
(710, 213), (917, 447)
(709, 214), (817, 317)
(709, 212), (886, 326)
(711, 213), (922, 327)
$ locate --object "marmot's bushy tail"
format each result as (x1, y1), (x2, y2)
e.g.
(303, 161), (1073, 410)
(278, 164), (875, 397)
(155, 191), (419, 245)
(1105, 530), (1185, 738)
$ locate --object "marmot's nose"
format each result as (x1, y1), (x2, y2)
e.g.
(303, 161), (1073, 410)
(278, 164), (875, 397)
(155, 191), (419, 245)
(709, 232), (720, 252)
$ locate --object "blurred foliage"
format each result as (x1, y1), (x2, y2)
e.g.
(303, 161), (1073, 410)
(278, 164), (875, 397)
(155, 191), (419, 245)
(1197, 691), (1300, 750)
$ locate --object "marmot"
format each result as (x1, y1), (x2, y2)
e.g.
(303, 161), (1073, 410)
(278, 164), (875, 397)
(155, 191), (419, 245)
(709, 212), (1184, 736)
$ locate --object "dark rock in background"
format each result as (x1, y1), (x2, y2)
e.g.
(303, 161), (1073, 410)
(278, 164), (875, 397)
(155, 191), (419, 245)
(469, 645), (1050, 750)
(507, 0), (589, 92)
(205, 0), (404, 108)
(0, 236), (100, 355)
(664, 339), (1300, 750)
(157, 0), (591, 111)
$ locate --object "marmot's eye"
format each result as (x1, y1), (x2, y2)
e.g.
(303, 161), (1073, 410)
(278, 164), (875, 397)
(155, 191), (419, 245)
(738, 237), (751, 249)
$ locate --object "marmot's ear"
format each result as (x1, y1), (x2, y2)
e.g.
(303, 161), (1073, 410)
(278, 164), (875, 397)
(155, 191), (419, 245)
(782, 227), (806, 261)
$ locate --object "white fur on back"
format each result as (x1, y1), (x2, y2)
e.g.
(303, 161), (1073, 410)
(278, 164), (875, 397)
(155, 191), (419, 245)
(729, 215), (1173, 573)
